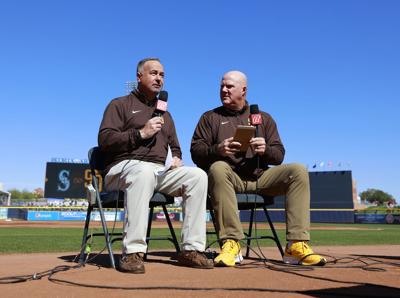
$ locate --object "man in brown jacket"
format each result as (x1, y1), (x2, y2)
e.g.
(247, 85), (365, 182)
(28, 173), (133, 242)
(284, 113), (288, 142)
(99, 58), (213, 273)
(191, 70), (326, 267)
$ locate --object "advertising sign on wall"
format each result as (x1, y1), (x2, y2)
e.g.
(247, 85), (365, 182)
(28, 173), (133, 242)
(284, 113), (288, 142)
(0, 208), (7, 220)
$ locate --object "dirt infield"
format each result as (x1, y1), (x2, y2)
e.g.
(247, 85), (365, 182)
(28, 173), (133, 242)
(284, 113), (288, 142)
(1, 221), (399, 297)
(1, 245), (399, 297)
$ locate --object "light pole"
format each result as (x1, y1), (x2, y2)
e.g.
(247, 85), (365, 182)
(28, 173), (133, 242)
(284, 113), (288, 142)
(125, 81), (137, 94)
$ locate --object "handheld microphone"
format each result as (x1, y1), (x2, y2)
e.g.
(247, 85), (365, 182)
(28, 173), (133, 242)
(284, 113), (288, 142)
(249, 104), (262, 136)
(148, 91), (168, 146)
(153, 91), (168, 117)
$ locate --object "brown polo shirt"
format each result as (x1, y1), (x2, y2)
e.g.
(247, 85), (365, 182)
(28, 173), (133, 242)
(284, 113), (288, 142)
(98, 90), (182, 174)
(190, 104), (285, 179)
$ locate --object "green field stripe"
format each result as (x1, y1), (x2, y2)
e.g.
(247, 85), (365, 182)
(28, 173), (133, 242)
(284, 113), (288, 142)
(0, 224), (399, 254)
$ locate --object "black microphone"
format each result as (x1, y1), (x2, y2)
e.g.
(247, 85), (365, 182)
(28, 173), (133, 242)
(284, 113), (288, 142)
(249, 104), (262, 136)
(153, 91), (168, 117)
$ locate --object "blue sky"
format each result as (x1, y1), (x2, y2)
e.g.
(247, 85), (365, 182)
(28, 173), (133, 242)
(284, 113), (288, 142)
(0, 1), (399, 201)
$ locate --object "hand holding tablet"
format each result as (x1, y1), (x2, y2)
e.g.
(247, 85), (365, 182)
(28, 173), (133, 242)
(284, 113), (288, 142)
(233, 125), (256, 152)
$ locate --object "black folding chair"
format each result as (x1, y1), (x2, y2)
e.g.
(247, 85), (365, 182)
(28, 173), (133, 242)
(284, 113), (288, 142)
(208, 194), (284, 258)
(78, 147), (180, 269)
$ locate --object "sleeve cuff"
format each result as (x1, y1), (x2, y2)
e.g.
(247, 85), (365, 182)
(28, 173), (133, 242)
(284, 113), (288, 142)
(132, 129), (142, 147)
(208, 144), (219, 157)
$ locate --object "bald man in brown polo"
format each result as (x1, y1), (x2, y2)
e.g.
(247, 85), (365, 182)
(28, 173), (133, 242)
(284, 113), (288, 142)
(191, 70), (326, 267)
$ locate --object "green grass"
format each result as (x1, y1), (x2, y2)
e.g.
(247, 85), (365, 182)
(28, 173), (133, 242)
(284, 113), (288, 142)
(0, 224), (399, 254)
(237, 223), (400, 247)
(307, 224), (400, 246)
(0, 227), (180, 254)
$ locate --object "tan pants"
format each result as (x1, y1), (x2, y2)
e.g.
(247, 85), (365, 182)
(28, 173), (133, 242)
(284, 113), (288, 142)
(105, 160), (208, 254)
(208, 161), (310, 241)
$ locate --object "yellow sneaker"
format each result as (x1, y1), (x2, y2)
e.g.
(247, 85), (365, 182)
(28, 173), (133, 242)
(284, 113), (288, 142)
(283, 241), (326, 266)
(214, 239), (243, 267)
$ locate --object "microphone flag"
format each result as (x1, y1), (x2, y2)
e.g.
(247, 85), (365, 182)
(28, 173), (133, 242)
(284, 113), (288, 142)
(250, 104), (262, 125)
(250, 114), (262, 125)
(156, 100), (167, 112)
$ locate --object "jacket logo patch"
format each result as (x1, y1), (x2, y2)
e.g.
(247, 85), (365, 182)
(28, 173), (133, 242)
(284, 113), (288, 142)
(132, 110), (142, 114)
(221, 121), (229, 125)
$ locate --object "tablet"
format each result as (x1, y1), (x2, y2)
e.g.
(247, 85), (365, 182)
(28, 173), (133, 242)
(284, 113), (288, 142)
(233, 125), (256, 152)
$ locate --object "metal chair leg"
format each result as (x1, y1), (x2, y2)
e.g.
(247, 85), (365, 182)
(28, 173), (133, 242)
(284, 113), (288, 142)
(98, 210), (116, 268)
(263, 206), (284, 257)
(146, 207), (154, 242)
(95, 192), (116, 269)
(246, 208), (255, 258)
(79, 205), (93, 265)
(208, 208), (221, 248)
(162, 204), (180, 253)
(144, 207), (155, 260)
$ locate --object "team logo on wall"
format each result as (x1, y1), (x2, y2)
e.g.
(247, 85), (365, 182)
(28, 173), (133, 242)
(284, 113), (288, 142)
(57, 170), (70, 191)
(45, 162), (90, 198)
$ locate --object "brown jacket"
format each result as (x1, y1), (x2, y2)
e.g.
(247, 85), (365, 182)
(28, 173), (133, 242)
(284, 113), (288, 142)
(190, 104), (285, 179)
(98, 90), (182, 174)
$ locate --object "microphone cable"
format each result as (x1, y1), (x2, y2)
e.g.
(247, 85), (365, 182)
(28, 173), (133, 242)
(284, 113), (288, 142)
(2, 254), (397, 296)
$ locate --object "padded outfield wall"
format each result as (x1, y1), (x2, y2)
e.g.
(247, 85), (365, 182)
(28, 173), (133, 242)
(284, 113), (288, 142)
(240, 171), (355, 223)
(3, 168), (355, 223)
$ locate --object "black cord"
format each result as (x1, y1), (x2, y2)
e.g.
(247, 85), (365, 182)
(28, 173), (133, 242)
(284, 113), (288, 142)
(236, 242), (399, 272)
(0, 264), (82, 284)
(247, 126), (274, 263)
(1, 137), (160, 284)
(1, 252), (399, 297)
(3, 131), (399, 293)
(46, 260), (400, 297)
(241, 133), (394, 274)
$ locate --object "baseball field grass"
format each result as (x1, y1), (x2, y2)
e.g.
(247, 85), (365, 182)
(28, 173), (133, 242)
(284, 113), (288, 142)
(0, 223), (399, 254)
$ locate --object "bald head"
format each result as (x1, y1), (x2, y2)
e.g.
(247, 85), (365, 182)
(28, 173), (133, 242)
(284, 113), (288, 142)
(220, 70), (248, 111)
(223, 71), (247, 87)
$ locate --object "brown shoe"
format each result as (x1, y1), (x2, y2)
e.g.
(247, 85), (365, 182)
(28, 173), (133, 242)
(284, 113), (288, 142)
(119, 253), (145, 274)
(176, 251), (214, 269)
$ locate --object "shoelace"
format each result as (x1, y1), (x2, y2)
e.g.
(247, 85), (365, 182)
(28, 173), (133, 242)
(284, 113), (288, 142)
(301, 242), (314, 253)
(289, 241), (312, 254)
(188, 251), (198, 261)
(222, 240), (237, 253)
(183, 251), (199, 260)
(123, 253), (143, 262)
(296, 242), (322, 263)
(183, 251), (209, 264)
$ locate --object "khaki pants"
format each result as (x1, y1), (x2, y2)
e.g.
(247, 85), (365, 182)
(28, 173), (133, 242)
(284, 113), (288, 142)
(105, 160), (208, 254)
(208, 161), (310, 241)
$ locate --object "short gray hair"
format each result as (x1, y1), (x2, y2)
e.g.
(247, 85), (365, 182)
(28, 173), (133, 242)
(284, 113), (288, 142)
(136, 57), (161, 74)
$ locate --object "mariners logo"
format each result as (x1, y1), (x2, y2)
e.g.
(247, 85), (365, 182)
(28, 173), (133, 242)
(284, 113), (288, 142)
(57, 169), (70, 191)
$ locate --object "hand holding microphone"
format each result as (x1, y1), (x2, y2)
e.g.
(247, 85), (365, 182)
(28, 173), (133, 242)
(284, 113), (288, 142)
(250, 137), (266, 155)
(249, 104), (266, 155)
(139, 91), (168, 139)
(140, 117), (163, 139)
(153, 90), (168, 119)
